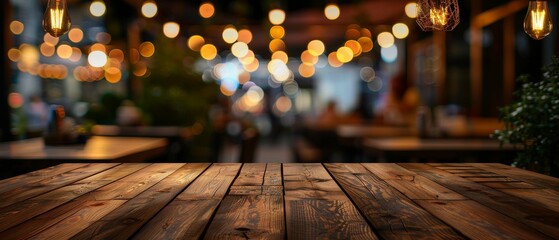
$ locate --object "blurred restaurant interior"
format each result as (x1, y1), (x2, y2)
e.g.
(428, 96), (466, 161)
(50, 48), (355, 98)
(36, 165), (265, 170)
(1, 0), (559, 176)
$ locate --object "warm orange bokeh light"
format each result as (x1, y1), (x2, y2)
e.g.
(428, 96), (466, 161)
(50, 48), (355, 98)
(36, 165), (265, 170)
(40, 43), (55, 57)
(90, 43), (106, 53)
(10, 21), (24, 35)
(307, 40), (325, 56)
(68, 28), (83, 43)
(298, 63), (315, 78)
(237, 29), (253, 44)
(139, 41), (155, 57)
(358, 37), (374, 53)
(272, 51), (288, 64)
(328, 52), (343, 68)
(200, 44), (217, 60)
(269, 9), (286, 25)
(105, 67), (122, 83)
(199, 2), (215, 18)
(345, 40), (362, 57)
(270, 26), (285, 39)
(269, 39), (285, 52)
(301, 50), (318, 65)
(109, 49), (125, 63)
(188, 35), (205, 52)
(56, 44), (73, 59)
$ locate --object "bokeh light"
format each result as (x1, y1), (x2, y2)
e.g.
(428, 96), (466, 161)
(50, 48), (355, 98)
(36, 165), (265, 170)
(163, 22), (180, 38)
(358, 37), (374, 53)
(392, 23), (409, 39)
(405, 2), (418, 18)
(96, 32), (111, 44)
(44, 33), (59, 46)
(200, 44), (217, 60)
(272, 51), (288, 64)
(139, 41), (155, 57)
(377, 32), (395, 48)
(336, 46), (353, 63)
(381, 45), (398, 63)
(9, 21), (24, 35)
(68, 28), (83, 43)
(8, 48), (21, 62)
(56, 44), (72, 59)
(344, 40), (362, 57)
(105, 67), (122, 83)
(231, 42), (249, 58)
(269, 9), (286, 25)
(222, 27), (238, 44)
(199, 2), (215, 18)
(88, 51), (107, 67)
(307, 40), (325, 56)
(109, 49), (125, 62)
(188, 35), (205, 52)
(301, 50), (318, 65)
(40, 43), (55, 57)
(269, 39), (285, 52)
(69, 47), (82, 62)
(270, 26), (285, 39)
(328, 52), (343, 67)
(298, 63), (315, 78)
(141, 1), (158, 18)
(90, 43), (106, 53)
(8, 92), (24, 109)
(324, 4), (340, 20)
(90, 1), (106, 17)
(237, 29), (253, 44)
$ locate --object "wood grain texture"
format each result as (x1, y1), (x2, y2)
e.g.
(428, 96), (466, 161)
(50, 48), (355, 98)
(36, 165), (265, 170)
(29, 200), (126, 240)
(283, 163), (378, 240)
(401, 163), (559, 238)
(71, 163), (210, 240)
(0, 163), (146, 232)
(232, 163), (266, 186)
(0, 163), (86, 192)
(470, 163), (559, 191)
(363, 163), (465, 200)
(326, 163), (464, 240)
(0, 163), (118, 208)
(263, 163), (282, 186)
(176, 163), (241, 200)
(133, 199), (221, 240)
(204, 195), (285, 240)
(498, 188), (559, 213)
(418, 199), (551, 240)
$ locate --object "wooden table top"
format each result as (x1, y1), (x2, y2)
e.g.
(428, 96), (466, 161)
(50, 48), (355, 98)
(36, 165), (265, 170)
(0, 163), (557, 239)
(0, 136), (167, 162)
(336, 124), (411, 139)
(92, 125), (190, 138)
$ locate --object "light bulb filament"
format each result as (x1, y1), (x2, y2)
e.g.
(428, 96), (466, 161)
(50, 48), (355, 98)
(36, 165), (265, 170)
(50, 7), (64, 31)
(430, 7), (448, 26)
(531, 9), (546, 31)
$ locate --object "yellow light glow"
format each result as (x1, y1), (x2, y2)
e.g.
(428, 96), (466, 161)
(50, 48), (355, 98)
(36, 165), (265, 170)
(324, 4), (340, 20)
(109, 49), (125, 63)
(56, 44), (72, 59)
(328, 52), (343, 68)
(269, 9), (286, 25)
(430, 7), (448, 26)
(10, 21), (24, 35)
(141, 1), (158, 18)
(405, 2), (418, 18)
(88, 51), (107, 67)
(361, 28), (372, 38)
(133, 62), (148, 77)
(392, 23), (410, 39)
(237, 29), (253, 44)
(336, 46), (353, 63)
(270, 26), (285, 39)
(105, 67), (121, 83)
(272, 51), (288, 64)
(44, 33), (59, 46)
(163, 22), (180, 38)
(238, 71), (251, 84)
(68, 28), (83, 43)
(90, 43), (106, 53)
(200, 44), (217, 60)
(307, 40), (325, 56)
(69, 47), (82, 62)
(220, 84), (236, 96)
(301, 50), (318, 65)
(20, 44), (39, 66)
(40, 43), (55, 57)
(139, 41), (155, 57)
(199, 2), (215, 18)
(377, 32), (395, 48)
(298, 63), (315, 78)
(8, 48), (21, 62)
(268, 59), (290, 82)
(89, 1), (106, 17)
(243, 58), (260, 72)
(239, 50), (255, 65)
(269, 39), (285, 52)
(43, 0), (71, 37)
(344, 40), (362, 57)
(231, 42), (249, 58)
(524, 1), (553, 40)
(188, 35), (205, 52)
(222, 27), (238, 44)
(358, 37), (373, 53)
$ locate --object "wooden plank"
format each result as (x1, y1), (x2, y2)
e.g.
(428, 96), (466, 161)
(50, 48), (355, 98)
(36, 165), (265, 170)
(0, 163), (147, 232)
(417, 200), (551, 239)
(363, 163), (465, 200)
(232, 163), (266, 186)
(132, 199), (221, 240)
(480, 181), (540, 189)
(71, 163), (210, 240)
(263, 163), (282, 186)
(0, 163), (118, 208)
(326, 163), (464, 240)
(284, 163), (377, 240)
(91, 163), (184, 200)
(470, 163), (559, 191)
(401, 163), (559, 238)
(229, 186), (283, 196)
(204, 195), (285, 240)
(0, 164), (183, 239)
(0, 163), (86, 192)
(28, 200), (126, 240)
(134, 163), (241, 239)
(499, 188), (559, 213)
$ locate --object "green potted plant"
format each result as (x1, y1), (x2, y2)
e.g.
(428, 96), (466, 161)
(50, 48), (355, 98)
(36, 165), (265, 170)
(493, 56), (559, 176)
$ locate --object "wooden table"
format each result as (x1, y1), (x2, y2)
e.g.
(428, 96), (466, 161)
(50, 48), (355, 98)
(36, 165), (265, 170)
(364, 137), (517, 162)
(0, 163), (557, 239)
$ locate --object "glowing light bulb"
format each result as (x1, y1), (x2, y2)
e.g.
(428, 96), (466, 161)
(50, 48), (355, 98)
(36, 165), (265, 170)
(42, 0), (71, 37)
(416, 0), (459, 31)
(524, 0), (553, 40)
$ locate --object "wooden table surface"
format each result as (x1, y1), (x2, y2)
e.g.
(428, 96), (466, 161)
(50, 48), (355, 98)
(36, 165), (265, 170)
(0, 163), (558, 239)
(0, 136), (167, 162)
